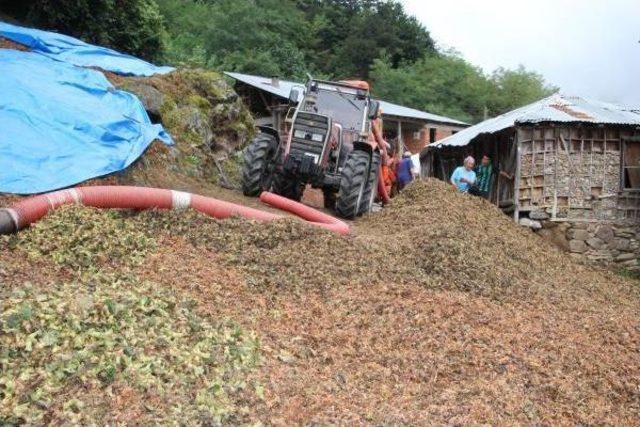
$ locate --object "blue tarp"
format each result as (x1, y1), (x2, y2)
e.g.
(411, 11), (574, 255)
(0, 21), (174, 77)
(0, 49), (173, 194)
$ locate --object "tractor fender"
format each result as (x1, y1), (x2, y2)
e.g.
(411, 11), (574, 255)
(257, 126), (281, 144)
(353, 140), (374, 154)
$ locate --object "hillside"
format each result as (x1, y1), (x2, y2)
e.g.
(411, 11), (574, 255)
(2, 179), (639, 425)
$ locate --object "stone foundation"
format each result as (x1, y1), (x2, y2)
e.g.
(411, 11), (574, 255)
(535, 221), (640, 270)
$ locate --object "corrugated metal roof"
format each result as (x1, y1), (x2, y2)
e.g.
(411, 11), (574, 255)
(224, 71), (468, 126)
(432, 94), (640, 148)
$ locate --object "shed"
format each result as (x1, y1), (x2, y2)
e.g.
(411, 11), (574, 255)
(225, 72), (468, 156)
(422, 94), (640, 264)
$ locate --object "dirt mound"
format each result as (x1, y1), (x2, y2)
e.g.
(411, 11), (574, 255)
(358, 179), (635, 302)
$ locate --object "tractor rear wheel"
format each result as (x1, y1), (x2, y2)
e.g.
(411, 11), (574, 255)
(358, 151), (381, 216)
(241, 134), (279, 197)
(272, 173), (304, 201)
(336, 150), (370, 219)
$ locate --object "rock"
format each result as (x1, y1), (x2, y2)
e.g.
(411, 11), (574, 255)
(586, 237), (604, 249)
(519, 218), (542, 230)
(595, 225), (615, 243)
(572, 223), (588, 230)
(568, 229), (590, 241)
(541, 220), (558, 229)
(615, 253), (637, 262)
(613, 238), (631, 251)
(123, 82), (164, 120)
(530, 209), (550, 220)
(569, 240), (588, 253)
(537, 228), (570, 251)
(615, 227), (636, 237)
(180, 106), (214, 147)
(587, 250), (614, 262)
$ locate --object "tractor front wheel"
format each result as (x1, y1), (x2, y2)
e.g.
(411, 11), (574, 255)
(241, 134), (279, 197)
(336, 150), (370, 219)
(358, 151), (381, 216)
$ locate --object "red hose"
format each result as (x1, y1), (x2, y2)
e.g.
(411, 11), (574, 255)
(260, 192), (349, 235)
(0, 186), (349, 236)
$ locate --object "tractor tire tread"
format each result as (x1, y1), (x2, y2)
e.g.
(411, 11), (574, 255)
(336, 150), (370, 219)
(242, 135), (276, 197)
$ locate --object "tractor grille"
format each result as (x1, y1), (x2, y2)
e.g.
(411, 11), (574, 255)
(289, 112), (329, 163)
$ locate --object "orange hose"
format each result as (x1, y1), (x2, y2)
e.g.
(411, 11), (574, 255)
(0, 186), (350, 235)
(259, 192), (350, 235)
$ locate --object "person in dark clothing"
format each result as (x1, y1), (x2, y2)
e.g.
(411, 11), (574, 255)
(396, 152), (414, 191)
(473, 154), (513, 199)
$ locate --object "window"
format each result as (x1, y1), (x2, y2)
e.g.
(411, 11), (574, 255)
(622, 140), (640, 190)
(429, 128), (436, 144)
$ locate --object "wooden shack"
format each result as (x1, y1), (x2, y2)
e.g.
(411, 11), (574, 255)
(422, 94), (640, 266)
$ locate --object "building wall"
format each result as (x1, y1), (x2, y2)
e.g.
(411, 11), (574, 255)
(516, 125), (639, 222)
(516, 124), (640, 270)
(404, 123), (464, 154)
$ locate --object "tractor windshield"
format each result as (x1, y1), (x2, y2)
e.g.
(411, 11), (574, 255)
(314, 88), (367, 132)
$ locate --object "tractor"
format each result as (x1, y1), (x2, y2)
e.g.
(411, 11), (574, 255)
(241, 77), (389, 219)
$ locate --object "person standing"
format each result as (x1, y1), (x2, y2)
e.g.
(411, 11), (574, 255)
(474, 154), (513, 199)
(450, 156), (477, 193)
(396, 152), (414, 191)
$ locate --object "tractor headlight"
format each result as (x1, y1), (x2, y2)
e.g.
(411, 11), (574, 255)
(311, 133), (324, 142)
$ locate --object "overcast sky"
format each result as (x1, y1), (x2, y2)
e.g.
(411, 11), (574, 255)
(399, 0), (640, 106)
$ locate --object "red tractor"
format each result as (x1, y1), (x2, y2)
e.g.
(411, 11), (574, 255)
(241, 77), (390, 219)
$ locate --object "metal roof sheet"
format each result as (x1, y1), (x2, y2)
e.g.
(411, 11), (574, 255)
(224, 71), (468, 126)
(432, 94), (640, 148)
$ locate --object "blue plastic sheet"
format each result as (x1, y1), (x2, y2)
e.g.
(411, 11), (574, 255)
(0, 49), (173, 194)
(0, 21), (174, 77)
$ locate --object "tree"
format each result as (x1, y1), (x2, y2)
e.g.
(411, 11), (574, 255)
(4, 0), (168, 61)
(489, 66), (557, 114)
(371, 50), (556, 123)
(157, 0), (313, 78)
(296, 0), (436, 78)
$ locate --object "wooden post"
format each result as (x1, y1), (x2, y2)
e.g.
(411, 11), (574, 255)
(552, 128), (559, 220)
(513, 129), (521, 222)
(397, 120), (403, 156)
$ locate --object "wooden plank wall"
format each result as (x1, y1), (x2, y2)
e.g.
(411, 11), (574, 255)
(516, 125), (640, 223)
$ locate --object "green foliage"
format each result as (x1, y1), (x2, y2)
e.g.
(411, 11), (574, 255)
(488, 65), (555, 115)
(371, 51), (558, 123)
(9, 205), (156, 271)
(0, 277), (260, 424)
(157, 0), (435, 80)
(6, 0), (167, 61)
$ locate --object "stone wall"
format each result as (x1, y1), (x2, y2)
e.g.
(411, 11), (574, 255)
(535, 220), (640, 271)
